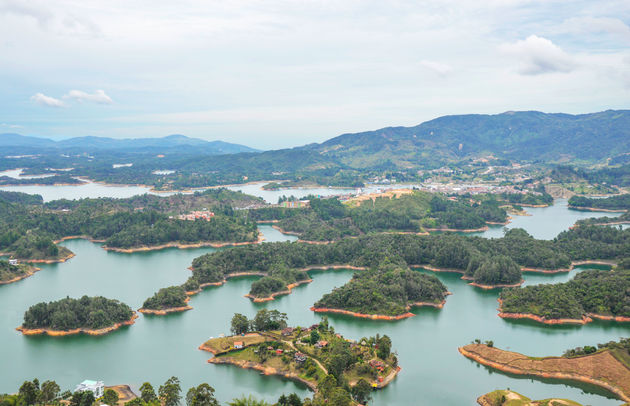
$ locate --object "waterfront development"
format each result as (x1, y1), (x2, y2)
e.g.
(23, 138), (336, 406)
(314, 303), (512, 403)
(0, 184), (628, 405)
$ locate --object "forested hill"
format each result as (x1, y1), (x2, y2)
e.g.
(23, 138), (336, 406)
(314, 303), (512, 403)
(315, 110), (630, 167)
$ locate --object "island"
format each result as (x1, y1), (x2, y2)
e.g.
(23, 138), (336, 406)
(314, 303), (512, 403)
(477, 390), (582, 406)
(200, 310), (398, 405)
(459, 340), (630, 404)
(0, 259), (41, 285)
(16, 296), (137, 336)
(0, 189), (263, 261)
(568, 194), (630, 212)
(312, 264), (449, 320)
(498, 264), (630, 325)
(139, 286), (192, 315)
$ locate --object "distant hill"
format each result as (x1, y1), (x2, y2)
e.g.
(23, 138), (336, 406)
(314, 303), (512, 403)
(311, 110), (630, 167)
(0, 133), (258, 155)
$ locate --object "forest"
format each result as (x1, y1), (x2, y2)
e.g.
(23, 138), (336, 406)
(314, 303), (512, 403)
(569, 194), (630, 210)
(0, 189), (260, 259)
(22, 296), (134, 331)
(313, 263), (448, 316)
(499, 265), (630, 320)
(250, 191), (509, 242)
(141, 286), (189, 310)
(187, 225), (628, 302)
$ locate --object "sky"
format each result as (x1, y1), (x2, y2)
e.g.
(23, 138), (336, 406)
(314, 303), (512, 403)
(0, 0), (629, 150)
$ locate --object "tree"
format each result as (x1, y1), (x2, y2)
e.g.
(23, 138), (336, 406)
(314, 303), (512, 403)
(185, 384), (218, 406)
(39, 380), (60, 405)
(125, 399), (144, 406)
(139, 382), (157, 403)
(227, 396), (270, 406)
(231, 313), (250, 335)
(309, 330), (320, 345)
(377, 335), (392, 360)
(19, 381), (39, 406)
(351, 379), (372, 404)
(79, 392), (95, 406)
(159, 377), (182, 406)
(103, 389), (119, 406)
(328, 388), (352, 406)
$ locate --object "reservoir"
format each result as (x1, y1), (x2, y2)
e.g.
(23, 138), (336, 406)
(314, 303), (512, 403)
(0, 185), (627, 405)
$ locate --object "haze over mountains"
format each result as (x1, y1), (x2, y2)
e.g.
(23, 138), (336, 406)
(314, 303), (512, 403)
(0, 134), (259, 155)
(2, 110), (629, 169)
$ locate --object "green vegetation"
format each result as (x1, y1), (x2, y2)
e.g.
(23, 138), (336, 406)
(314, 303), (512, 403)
(478, 389), (582, 406)
(313, 263), (448, 316)
(251, 191), (508, 242)
(188, 225), (629, 298)
(0, 189), (261, 260)
(230, 309), (288, 334)
(569, 194), (630, 211)
(141, 286), (188, 310)
(0, 260), (35, 283)
(0, 378), (62, 406)
(22, 296), (134, 331)
(0, 174), (84, 186)
(564, 338), (630, 370)
(500, 266), (630, 320)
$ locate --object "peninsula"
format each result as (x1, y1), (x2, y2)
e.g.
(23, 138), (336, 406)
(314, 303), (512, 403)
(459, 341), (630, 404)
(201, 311), (399, 404)
(0, 260), (41, 285)
(139, 286), (192, 315)
(477, 390), (582, 406)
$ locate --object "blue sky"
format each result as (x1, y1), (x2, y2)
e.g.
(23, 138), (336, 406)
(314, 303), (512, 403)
(0, 0), (629, 150)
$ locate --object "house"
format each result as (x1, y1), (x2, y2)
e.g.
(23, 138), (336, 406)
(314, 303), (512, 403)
(315, 340), (328, 349)
(281, 327), (294, 336)
(8, 259), (18, 265)
(275, 349), (283, 355)
(369, 359), (385, 372)
(74, 380), (104, 398)
(294, 352), (307, 363)
(233, 341), (243, 349)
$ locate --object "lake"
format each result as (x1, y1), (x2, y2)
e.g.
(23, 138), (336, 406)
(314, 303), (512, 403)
(0, 185), (627, 405)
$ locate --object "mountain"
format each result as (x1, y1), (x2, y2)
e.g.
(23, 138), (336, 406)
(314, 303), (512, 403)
(0, 134), (258, 155)
(311, 110), (630, 167)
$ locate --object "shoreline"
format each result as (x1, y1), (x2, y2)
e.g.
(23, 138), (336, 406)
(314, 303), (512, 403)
(310, 295), (450, 320)
(16, 313), (138, 336)
(19, 251), (75, 264)
(497, 298), (630, 325)
(459, 344), (630, 403)
(138, 298), (193, 315)
(416, 265), (524, 289)
(568, 206), (627, 213)
(103, 234), (265, 253)
(208, 357), (318, 391)
(0, 265), (42, 285)
(245, 279), (314, 302)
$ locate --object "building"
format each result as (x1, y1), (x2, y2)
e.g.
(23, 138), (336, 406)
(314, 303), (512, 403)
(8, 259), (18, 265)
(294, 352), (307, 363)
(74, 380), (104, 398)
(315, 340), (328, 349)
(234, 341), (243, 349)
(281, 327), (295, 336)
(177, 210), (215, 221)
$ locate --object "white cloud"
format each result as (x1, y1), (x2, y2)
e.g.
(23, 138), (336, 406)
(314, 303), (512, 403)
(64, 89), (113, 104)
(501, 35), (576, 75)
(558, 17), (630, 44)
(30, 93), (65, 107)
(419, 60), (454, 76)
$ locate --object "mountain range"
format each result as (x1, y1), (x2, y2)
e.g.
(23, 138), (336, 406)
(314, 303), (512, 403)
(0, 134), (258, 155)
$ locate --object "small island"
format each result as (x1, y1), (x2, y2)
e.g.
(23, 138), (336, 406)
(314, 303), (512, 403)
(200, 310), (399, 404)
(459, 339), (630, 404)
(0, 260), (41, 285)
(312, 264), (449, 320)
(17, 296), (137, 336)
(477, 390), (582, 406)
(498, 265), (630, 325)
(139, 286), (192, 315)
(568, 194), (630, 212)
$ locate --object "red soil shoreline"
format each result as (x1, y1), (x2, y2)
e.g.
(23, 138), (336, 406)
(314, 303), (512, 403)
(16, 313), (138, 336)
(138, 298), (193, 315)
(0, 265), (41, 285)
(568, 206), (627, 213)
(103, 234), (265, 253)
(310, 294), (450, 320)
(497, 298), (630, 325)
(245, 279), (314, 302)
(459, 344), (630, 403)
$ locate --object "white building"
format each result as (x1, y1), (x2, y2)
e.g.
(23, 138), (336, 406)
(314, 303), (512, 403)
(74, 380), (104, 398)
(8, 259), (18, 265)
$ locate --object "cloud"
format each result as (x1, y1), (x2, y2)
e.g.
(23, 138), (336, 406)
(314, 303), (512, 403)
(558, 17), (630, 44)
(419, 60), (454, 76)
(501, 35), (576, 75)
(64, 89), (113, 104)
(30, 93), (65, 107)
(0, 123), (23, 128)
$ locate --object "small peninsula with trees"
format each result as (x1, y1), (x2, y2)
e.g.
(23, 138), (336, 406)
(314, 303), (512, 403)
(200, 311), (397, 405)
(312, 263), (449, 319)
(460, 339), (630, 403)
(498, 261), (630, 325)
(17, 296), (137, 336)
(139, 286), (192, 315)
